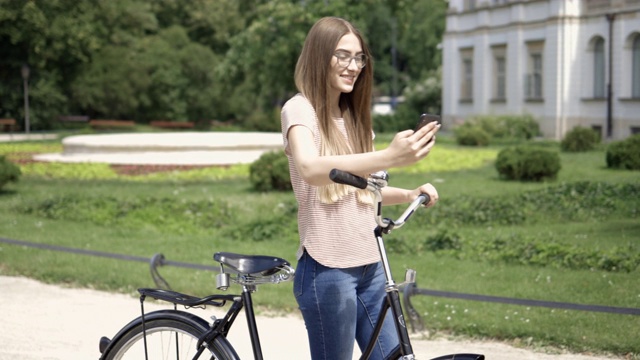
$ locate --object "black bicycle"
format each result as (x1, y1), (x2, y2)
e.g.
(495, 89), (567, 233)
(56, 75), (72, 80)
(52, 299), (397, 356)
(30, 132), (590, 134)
(98, 169), (484, 360)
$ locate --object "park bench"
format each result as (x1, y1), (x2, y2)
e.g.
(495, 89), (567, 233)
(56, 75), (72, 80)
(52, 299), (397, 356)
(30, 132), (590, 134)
(58, 115), (90, 124)
(57, 115), (90, 129)
(89, 120), (135, 130)
(58, 115), (89, 123)
(0, 118), (17, 133)
(150, 121), (195, 129)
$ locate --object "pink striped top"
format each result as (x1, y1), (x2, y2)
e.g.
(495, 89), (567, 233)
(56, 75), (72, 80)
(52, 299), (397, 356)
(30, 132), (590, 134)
(281, 94), (380, 268)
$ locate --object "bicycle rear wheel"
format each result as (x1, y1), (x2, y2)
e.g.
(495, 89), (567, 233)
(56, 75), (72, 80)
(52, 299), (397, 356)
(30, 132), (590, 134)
(103, 313), (239, 360)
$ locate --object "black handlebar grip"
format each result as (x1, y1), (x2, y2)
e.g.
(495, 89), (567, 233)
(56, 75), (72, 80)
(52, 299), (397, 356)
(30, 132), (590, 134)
(329, 169), (368, 189)
(418, 193), (431, 206)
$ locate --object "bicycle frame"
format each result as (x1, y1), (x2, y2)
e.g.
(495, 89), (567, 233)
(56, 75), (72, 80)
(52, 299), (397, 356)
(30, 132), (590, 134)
(329, 169), (484, 360)
(236, 286), (264, 360)
(206, 276), (410, 360)
(360, 231), (413, 359)
(359, 174), (428, 360)
(204, 288), (264, 359)
(213, 248), (414, 360)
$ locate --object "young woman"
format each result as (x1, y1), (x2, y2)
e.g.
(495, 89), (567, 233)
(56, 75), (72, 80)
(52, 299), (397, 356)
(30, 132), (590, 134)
(281, 17), (440, 360)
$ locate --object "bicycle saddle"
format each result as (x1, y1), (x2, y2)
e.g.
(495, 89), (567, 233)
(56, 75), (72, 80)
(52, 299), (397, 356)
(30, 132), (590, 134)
(214, 252), (290, 276)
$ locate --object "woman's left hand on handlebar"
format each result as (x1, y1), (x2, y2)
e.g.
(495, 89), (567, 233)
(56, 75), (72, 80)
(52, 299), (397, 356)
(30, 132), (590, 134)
(413, 183), (439, 207)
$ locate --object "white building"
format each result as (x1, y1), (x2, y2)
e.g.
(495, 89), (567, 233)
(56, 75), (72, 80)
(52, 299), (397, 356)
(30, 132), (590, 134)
(442, 0), (640, 140)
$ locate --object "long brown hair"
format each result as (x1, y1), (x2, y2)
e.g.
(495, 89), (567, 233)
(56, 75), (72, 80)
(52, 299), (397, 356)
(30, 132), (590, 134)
(294, 17), (374, 203)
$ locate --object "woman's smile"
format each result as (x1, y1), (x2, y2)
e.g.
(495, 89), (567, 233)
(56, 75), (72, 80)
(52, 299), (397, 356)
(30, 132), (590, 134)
(340, 73), (357, 84)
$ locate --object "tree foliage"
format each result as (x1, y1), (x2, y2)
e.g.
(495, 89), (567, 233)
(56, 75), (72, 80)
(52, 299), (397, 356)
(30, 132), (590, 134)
(0, 0), (447, 129)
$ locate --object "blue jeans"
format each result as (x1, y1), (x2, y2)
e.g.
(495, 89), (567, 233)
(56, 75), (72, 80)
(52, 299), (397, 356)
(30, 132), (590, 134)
(294, 251), (399, 360)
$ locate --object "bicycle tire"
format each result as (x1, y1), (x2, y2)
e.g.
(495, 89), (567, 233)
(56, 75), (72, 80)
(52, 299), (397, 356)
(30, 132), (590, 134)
(102, 311), (239, 360)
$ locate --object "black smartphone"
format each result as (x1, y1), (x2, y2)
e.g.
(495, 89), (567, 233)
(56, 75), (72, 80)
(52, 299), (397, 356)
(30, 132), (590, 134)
(415, 113), (441, 131)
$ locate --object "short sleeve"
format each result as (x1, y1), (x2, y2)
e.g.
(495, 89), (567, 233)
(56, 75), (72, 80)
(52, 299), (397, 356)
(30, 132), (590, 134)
(281, 94), (318, 155)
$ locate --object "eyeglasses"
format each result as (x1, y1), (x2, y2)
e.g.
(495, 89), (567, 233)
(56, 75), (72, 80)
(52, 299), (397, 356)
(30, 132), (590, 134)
(334, 51), (367, 69)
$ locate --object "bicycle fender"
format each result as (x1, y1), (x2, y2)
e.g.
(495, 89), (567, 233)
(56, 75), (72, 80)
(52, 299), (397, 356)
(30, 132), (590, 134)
(98, 309), (210, 359)
(429, 354), (485, 360)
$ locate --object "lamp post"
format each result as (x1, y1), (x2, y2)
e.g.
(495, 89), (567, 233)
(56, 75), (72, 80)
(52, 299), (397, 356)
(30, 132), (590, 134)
(21, 64), (30, 134)
(390, 17), (398, 110)
(605, 14), (615, 139)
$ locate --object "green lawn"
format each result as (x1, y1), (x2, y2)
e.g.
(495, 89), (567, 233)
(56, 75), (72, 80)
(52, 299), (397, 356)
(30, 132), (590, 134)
(0, 137), (638, 358)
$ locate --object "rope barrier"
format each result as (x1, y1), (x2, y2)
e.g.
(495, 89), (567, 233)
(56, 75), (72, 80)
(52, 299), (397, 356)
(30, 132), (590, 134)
(2, 236), (638, 328)
(0, 237), (218, 271)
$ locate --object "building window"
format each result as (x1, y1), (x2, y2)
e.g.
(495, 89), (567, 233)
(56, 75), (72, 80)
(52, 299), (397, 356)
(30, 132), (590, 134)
(496, 57), (506, 99)
(463, 0), (476, 11)
(460, 48), (474, 101)
(585, 0), (613, 13)
(594, 37), (605, 98)
(492, 45), (507, 101)
(525, 41), (544, 100)
(633, 36), (640, 98)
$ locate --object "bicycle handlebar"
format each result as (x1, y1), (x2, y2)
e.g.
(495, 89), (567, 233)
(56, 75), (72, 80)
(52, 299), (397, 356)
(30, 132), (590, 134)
(330, 169), (430, 230)
(329, 168), (369, 189)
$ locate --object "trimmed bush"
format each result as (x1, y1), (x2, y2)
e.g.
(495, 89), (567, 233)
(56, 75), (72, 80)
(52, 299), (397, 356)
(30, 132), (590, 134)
(495, 146), (561, 181)
(453, 123), (491, 146)
(606, 134), (640, 170)
(0, 155), (21, 191)
(454, 114), (541, 146)
(249, 151), (292, 191)
(561, 126), (600, 152)
(501, 114), (541, 140)
(465, 114), (540, 140)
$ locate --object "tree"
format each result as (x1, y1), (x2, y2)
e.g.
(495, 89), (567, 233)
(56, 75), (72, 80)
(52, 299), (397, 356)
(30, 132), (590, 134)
(396, 0), (447, 79)
(71, 45), (151, 119)
(149, 0), (243, 54)
(0, 0), (105, 128)
(0, 0), (159, 127)
(216, 1), (312, 126)
(0, 0), (447, 129)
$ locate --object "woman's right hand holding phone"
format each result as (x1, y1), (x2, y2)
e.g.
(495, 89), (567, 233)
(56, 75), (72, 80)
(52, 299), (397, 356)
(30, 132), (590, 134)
(384, 119), (441, 168)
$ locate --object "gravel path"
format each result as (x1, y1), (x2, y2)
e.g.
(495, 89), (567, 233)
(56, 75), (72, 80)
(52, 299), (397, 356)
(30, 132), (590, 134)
(0, 276), (617, 360)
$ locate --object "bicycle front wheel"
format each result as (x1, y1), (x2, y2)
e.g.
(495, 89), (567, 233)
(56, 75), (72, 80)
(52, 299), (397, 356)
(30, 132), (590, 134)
(103, 311), (239, 360)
